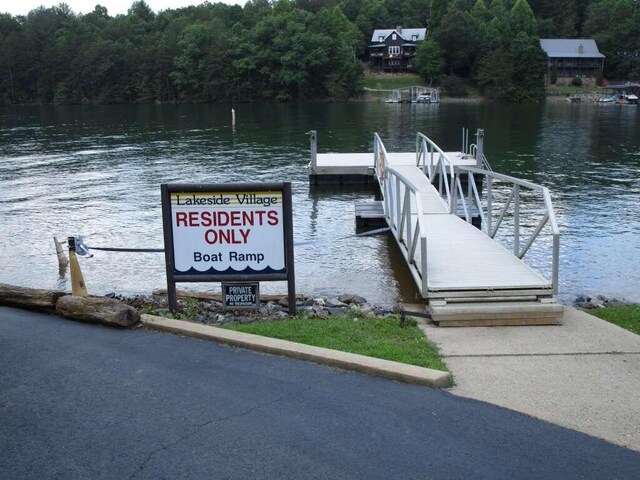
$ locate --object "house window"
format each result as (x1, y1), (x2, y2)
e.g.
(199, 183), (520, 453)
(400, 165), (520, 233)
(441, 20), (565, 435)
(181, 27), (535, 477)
(388, 46), (400, 55)
(392, 33), (397, 40)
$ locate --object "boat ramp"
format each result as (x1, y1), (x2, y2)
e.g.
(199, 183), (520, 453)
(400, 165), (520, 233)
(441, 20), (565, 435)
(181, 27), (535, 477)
(308, 130), (562, 326)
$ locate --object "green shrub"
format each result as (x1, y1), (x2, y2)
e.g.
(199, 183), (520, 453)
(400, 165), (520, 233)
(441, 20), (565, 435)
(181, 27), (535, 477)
(442, 75), (467, 97)
(571, 76), (583, 87)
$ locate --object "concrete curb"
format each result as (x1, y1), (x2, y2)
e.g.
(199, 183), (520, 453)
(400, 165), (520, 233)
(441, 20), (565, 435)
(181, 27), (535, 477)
(141, 314), (451, 389)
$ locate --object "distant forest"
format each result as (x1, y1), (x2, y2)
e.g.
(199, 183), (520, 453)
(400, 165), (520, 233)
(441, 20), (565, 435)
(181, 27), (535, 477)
(0, 0), (638, 104)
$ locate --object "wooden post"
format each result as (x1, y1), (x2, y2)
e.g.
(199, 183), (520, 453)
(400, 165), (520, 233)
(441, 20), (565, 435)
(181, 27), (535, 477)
(53, 236), (69, 268)
(68, 237), (88, 297)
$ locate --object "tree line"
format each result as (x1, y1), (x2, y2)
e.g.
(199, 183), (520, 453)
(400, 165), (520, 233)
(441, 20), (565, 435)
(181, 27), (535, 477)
(0, 0), (637, 104)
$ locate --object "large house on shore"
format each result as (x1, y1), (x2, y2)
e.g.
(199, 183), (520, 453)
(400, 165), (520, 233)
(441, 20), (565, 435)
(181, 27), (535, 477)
(539, 39), (605, 83)
(368, 26), (427, 72)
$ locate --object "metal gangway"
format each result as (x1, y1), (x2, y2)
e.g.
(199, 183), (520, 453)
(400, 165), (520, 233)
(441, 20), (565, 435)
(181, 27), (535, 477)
(374, 132), (562, 325)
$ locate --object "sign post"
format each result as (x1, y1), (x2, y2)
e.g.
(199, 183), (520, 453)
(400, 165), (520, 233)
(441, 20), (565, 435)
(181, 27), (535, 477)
(161, 182), (296, 315)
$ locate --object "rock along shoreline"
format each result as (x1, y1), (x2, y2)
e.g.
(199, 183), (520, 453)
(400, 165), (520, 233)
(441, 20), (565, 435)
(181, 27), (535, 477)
(116, 290), (396, 326)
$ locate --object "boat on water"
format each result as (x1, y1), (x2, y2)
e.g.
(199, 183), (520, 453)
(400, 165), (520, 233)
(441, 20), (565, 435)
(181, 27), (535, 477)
(416, 92), (435, 103)
(596, 82), (640, 105)
(597, 93), (638, 104)
(383, 86), (440, 104)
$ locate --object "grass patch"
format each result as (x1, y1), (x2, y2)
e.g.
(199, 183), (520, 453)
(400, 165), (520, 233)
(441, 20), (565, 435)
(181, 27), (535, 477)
(588, 305), (640, 335)
(546, 84), (601, 96)
(225, 313), (448, 372)
(363, 73), (423, 91)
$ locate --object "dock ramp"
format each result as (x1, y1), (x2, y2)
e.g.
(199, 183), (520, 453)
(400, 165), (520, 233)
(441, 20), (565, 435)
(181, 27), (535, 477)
(374, 133), (562, 326)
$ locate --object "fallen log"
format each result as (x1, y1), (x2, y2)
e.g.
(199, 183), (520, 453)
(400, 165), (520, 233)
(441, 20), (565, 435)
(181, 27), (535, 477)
(56, 295), (140, 328)
(0, 283), (67, 311)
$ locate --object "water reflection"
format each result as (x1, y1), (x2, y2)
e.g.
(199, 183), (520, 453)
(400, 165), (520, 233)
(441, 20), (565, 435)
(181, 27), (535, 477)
(0, 103), (638, 304)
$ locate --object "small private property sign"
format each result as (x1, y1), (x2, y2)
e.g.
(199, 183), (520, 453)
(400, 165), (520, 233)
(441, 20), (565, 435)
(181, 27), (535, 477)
(161, 182), (295, 314)
(222, 282), (259, 309)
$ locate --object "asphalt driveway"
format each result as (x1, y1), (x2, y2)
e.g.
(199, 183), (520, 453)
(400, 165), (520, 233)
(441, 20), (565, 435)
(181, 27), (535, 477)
(1, 307), (638, 479)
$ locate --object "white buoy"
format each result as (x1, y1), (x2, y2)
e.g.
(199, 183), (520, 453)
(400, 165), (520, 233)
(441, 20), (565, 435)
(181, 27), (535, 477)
(54, 236), (69, 267)
(231, 108), (236, 129)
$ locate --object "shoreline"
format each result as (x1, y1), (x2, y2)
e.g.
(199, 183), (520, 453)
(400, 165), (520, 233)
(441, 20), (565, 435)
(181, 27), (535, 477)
(1, 94), (609, 107)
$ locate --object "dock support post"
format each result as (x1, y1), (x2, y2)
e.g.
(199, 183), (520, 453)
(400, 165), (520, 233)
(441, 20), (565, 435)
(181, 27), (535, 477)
(475, 129), (484, 168)
(310, 130), (317, 174)
(54, 236), (69, 268)
(67, 236), (88, 297)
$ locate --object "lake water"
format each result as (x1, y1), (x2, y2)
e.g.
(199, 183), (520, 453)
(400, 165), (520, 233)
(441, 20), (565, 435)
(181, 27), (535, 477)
(0, 102), (638, 305)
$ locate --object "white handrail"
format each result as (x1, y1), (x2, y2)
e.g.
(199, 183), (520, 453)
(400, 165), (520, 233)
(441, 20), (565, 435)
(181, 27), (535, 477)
(453, 165), (560, 294)
(415, 132), (455, 210)
(468, 143), (493, 171)
(383, 167), (429, 296)
(375, 132), (429, 295)
(374, 132), (389, 184)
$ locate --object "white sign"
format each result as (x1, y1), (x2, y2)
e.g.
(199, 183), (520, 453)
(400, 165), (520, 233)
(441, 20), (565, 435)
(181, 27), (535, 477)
(170, 190), (285, 274)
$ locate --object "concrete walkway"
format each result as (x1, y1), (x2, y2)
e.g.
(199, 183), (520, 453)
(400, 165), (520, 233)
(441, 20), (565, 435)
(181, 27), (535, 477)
(420, 307), (640, 451)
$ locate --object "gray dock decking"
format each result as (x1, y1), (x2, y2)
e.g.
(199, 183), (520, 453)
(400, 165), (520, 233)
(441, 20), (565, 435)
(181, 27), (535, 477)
(309, 132), (562, 326)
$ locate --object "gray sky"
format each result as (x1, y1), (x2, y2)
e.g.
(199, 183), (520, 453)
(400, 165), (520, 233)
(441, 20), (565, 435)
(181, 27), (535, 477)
(0, 0), (246, 17)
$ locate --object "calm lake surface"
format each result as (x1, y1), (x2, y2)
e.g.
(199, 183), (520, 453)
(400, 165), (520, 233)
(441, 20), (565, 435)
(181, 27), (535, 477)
(1, 102), (638, 305)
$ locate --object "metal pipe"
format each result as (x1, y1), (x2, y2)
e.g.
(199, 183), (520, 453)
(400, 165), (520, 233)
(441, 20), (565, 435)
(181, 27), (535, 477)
(420, 237), (428, 297)
(513, 184), (520, 256)
(475, 129), (484, 168)
(552, 234), (560, 295)
(309, 130), (317, 174)
(492, 188), (514, 238)
(486, 176), (493, 236)
(471, 173), (486, 228)
(404, 190), (411, 251)
(518, 213), (548, 258)
(396, 176), (402, 234)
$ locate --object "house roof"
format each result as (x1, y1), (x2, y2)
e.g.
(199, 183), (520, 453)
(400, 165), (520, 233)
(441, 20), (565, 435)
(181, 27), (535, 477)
(371, 28), (426, 43)
(540, 39), (605, 59)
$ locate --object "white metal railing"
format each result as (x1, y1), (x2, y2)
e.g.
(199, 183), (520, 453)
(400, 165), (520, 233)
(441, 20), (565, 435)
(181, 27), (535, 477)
(415, 132), (455, 210)
(374, 133), (429, 294)
(452, 166), (560, 294)
(373, 132), (388, 183)
(468, 143), (493, 171)
(383, 166), (429, 295)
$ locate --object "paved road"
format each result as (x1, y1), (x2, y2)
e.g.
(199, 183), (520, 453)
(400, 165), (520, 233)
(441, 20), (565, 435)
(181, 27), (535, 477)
(1, 307), (639, 480)
(422, 307), (640, 450)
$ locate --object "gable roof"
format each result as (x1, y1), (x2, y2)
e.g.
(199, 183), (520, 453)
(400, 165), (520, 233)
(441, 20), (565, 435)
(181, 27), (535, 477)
(371, 28), (426, 43)
(540, 39), (605, 59)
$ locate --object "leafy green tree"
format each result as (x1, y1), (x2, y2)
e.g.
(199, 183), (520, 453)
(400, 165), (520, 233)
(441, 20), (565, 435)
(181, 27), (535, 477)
(584, 0), (640, 79)
(508, 31), (546, 101)
(550, 61), (557, 84)
(470, 0), (491, 22)
(429, 0), (450, 30)
(435, 10), (480, 75)
(508, 0), (537, 37)
(414, 38), (444, 84)
(476, 48), (514, 99)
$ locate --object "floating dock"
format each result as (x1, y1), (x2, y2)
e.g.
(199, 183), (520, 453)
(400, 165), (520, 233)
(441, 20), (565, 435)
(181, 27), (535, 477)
(308, 130), (562, 326)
